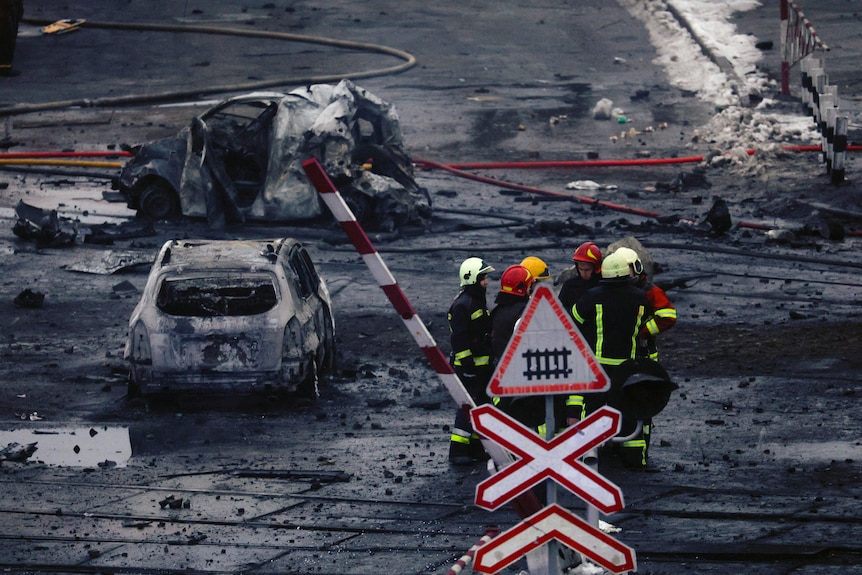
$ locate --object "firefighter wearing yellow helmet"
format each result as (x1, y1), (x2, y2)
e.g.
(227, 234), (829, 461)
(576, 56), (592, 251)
(519, 256), (551, 282)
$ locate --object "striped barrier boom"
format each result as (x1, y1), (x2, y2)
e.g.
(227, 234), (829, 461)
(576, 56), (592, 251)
(301, 159), (544, 520)
(301, 158), (466, 403)
(445, 529), (499, 575)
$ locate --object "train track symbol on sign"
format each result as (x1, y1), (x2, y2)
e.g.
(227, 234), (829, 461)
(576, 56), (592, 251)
(470, 404), (624, 513)
(487, 285), (608, 397)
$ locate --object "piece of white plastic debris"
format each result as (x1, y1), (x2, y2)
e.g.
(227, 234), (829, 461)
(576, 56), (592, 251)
(565, 180), (618, 191)
(599, 519), (621, 533)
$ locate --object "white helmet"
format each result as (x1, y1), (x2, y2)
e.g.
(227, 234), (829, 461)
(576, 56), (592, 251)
(459, 257), (494, 286)
(612, 246), (644, 276)
(599, 251), (632, 282)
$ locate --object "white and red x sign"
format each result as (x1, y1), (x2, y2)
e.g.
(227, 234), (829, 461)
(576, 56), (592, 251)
(473, 503), (637, 574)
(471, 404), (624, 514)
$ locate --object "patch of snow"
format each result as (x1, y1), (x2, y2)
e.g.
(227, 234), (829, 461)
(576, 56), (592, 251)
(619, 0), (823, 171)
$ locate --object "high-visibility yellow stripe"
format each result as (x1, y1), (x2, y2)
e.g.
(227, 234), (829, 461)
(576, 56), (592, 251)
(454, 350), (472, 360)
(595, 304), (604, 357)
(631, 305), (644, 356)
(450, 433), (470, 444)
(655, 308), (677, 319)
(470, 309), (484, 320)
(572, 306), (584, 324)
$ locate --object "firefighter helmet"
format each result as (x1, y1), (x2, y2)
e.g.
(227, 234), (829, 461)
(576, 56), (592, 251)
(599, 251), (632, 282)
(459, 257), (494, 286)
(612, 246), (644, 276)
(572, 242), (603, 269)
(499, 265), (535, 297)
(520, 256), (551, 281)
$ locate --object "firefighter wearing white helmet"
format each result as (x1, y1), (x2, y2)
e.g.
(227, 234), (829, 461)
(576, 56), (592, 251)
(448, 257), (495, 465)
(572, 249), (650, 458)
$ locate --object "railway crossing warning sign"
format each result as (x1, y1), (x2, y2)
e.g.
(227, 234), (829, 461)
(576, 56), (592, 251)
(474, 504), (637, 574)
(487, 285), (608, 397)
(470, 404), (624, 513)
(470, 404), (636, 574)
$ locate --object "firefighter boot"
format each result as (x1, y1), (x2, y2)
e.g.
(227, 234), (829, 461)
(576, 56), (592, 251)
(448, 438), (473, 466)
(619, 421), (651, 469)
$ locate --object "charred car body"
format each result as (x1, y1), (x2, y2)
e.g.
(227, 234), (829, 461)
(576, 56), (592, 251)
(124, 238), (335, 398)
(114, 80), (431, 231)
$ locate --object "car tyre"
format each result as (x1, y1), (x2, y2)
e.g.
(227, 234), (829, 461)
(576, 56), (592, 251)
(321, 308), (337, 374)
(298, 358), (319, 400)
(126, 372), (146, 407)
(138, 180), (180, 221)
(342, 189), (375, 228)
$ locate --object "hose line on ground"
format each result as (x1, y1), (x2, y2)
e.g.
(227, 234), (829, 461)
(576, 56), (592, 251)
(4, 18), (417, 117)
(415, 157), (861, 236)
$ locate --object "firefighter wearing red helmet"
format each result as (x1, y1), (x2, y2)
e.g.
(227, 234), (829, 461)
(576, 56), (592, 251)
(559, 241), (603, 317)
(558, 242), (604, 426)
(490, 265), (535, 360)
(490, 266), (564, 440)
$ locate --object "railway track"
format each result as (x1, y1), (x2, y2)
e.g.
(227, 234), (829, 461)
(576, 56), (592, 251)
(1, 464), (861, 575)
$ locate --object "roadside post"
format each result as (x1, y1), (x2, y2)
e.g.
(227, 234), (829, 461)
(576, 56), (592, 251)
(474, 285), (636, 574)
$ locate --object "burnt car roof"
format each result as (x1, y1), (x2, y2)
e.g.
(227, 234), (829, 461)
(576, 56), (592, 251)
(154, 238), (299, 271)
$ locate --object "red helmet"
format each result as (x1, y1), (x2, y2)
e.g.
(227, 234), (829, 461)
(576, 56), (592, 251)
(499, 265), (535, 297)
(573, 242), (603, 268)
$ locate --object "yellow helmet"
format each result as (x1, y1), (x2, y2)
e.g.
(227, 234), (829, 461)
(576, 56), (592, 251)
(519, 256), (551, 281)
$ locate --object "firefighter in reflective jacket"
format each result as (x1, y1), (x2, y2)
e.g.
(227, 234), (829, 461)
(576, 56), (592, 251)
(612, 247), (677, 360)
(573, 251), (651, 467)
(558, 241), (603, 425)
(448, 257), (495, 465)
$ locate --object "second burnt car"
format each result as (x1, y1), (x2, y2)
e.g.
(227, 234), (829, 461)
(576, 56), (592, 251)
(124, 238), (335, 399)
(113, 80), (431, 231)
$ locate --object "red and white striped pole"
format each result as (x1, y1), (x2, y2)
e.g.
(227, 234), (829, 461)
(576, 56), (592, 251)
(301, 158), (468, 406)
(446, 528), (499, 575)
(301, 158), (544, 518)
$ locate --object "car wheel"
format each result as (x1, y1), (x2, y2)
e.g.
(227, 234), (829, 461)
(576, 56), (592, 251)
(343, 189), (375, 228)
(298, 358), (319, 400)
(138, 180), (180, 221)
(126, 371), (143, 402)
(322, 309), (336, 373)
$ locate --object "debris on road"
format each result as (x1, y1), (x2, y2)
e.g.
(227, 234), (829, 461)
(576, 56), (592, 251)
(12, 200), (76, 247)
(0, 441), (38, 462)
(13, 288), (45, 308)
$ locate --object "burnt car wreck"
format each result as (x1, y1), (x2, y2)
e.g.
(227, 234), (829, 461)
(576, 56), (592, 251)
(114, 79), (431, 231)
(124, 238), (336, 399)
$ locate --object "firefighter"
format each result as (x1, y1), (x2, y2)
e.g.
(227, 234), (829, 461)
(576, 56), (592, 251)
(572, 250), (652, 467)
(490, 265), (535, 360)
(519, 256), (552, 284)
(604, 246), (677, 468)
(557, 242), (604, 426)
(0, 0), (23, 77)
(558, 241), (603, 316)
(611, 246), (677, 361)
(447, 256), (495, 465)
(490, 265), (549, 431)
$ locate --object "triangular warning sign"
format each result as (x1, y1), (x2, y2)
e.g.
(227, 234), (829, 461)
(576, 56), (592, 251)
(488, 285), (609, 397)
